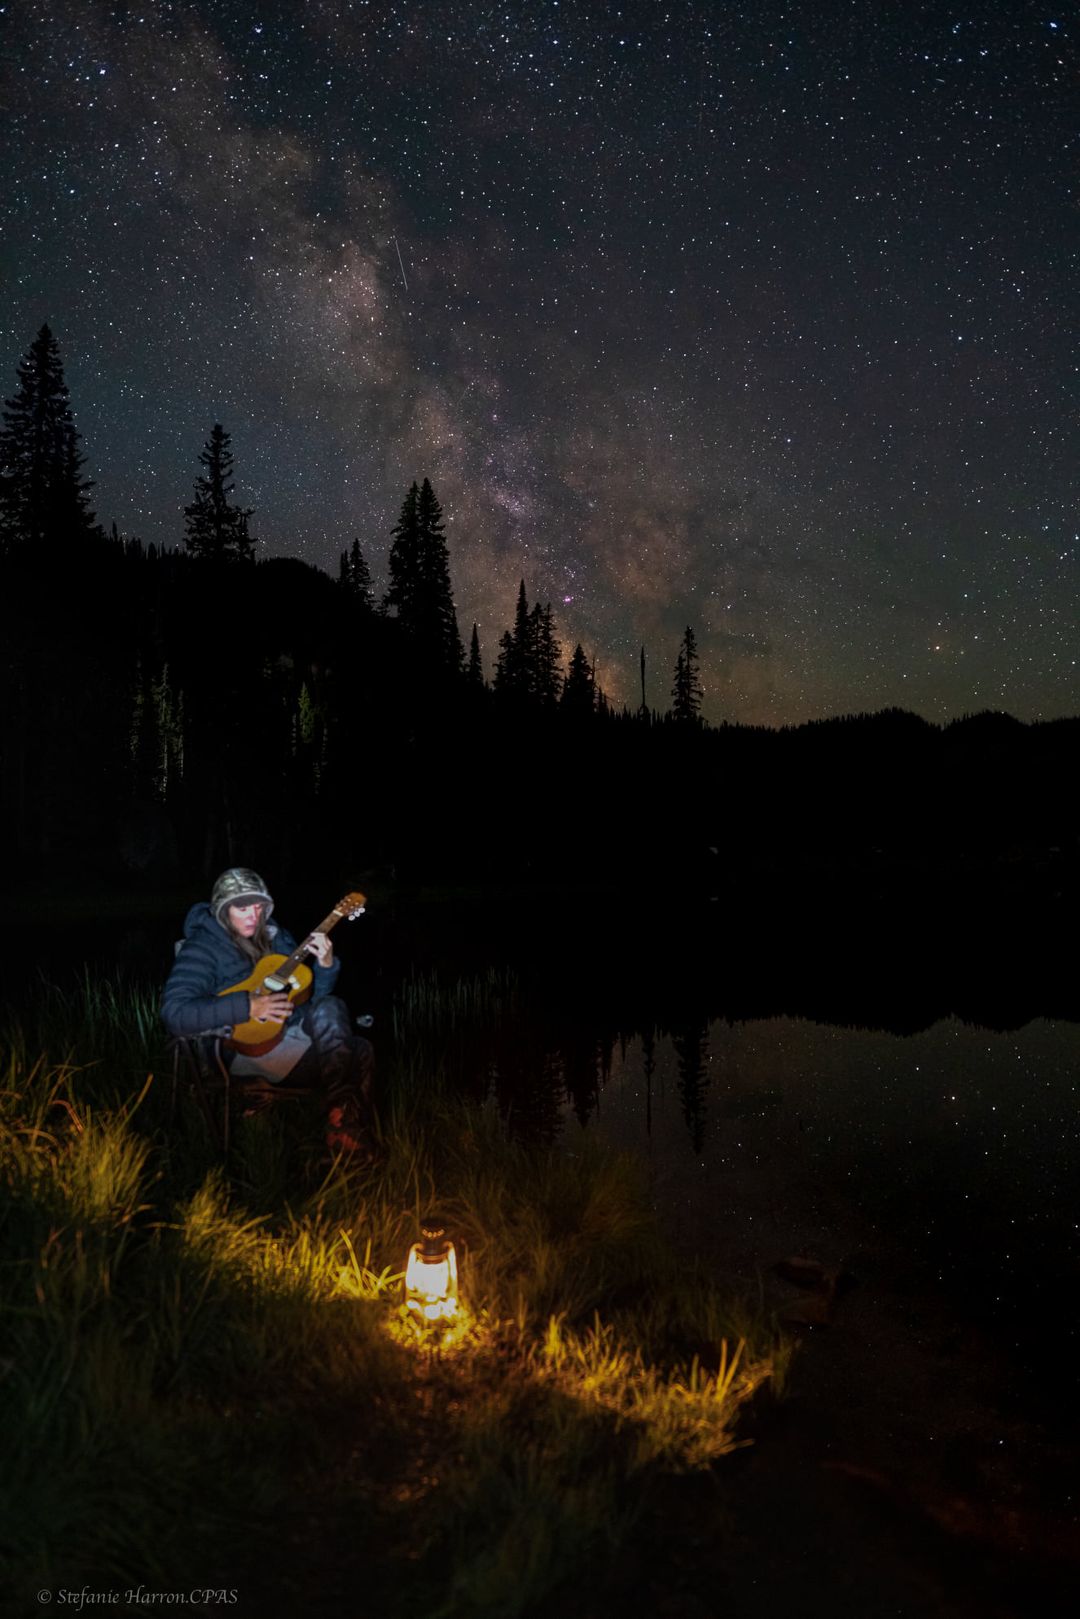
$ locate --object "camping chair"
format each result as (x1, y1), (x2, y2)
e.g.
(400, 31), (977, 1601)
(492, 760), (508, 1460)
(168, 1031), (314, 1158)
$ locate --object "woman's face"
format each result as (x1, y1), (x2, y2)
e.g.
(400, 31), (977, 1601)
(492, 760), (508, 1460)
(227, 901), (264, 939)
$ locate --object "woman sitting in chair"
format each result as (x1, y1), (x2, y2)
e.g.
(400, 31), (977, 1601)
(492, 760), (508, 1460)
(162, 867), (375, 1159)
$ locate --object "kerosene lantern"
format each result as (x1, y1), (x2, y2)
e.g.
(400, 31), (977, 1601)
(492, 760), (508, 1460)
(404, 1214), (459, 1322)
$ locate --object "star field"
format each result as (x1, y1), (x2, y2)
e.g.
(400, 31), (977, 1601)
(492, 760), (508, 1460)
(3, 0), (1077, 722)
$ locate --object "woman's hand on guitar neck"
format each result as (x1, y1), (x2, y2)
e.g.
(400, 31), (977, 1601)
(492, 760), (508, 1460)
(305, 930), (334, 967)
(249, 991), (294, 1024)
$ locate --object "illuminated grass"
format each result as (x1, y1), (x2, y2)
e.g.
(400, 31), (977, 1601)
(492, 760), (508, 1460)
(0, 971), (788, 1617)
(538, 1314), (761, 1469)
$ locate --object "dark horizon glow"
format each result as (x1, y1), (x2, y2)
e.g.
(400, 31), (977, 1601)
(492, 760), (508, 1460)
(3, 0), (1077, 724)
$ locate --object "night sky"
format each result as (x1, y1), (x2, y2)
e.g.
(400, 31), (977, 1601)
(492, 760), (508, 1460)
(4, 1), (1077, 724)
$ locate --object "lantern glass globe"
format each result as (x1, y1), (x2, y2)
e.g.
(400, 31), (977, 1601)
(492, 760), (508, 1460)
(405, 1216), (459, 1321)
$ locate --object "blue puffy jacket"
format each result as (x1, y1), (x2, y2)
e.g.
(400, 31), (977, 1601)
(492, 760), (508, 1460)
(161, 901), (341, 1038)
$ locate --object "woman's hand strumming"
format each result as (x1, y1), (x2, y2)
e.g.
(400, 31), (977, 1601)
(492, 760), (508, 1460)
(249, 991), (294, 1023)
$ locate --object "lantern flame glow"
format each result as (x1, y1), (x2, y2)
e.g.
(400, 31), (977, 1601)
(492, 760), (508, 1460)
(404, 1216), (459, 1322)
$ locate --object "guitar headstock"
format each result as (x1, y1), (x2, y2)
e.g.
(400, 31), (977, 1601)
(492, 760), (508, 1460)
(333, 890), (367, 921)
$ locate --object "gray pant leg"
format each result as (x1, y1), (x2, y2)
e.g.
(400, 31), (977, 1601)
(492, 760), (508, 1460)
(291, 995), (375, 1118)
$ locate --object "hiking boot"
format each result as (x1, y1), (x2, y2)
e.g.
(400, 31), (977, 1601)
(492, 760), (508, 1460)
(325, 1101), (377, 1162)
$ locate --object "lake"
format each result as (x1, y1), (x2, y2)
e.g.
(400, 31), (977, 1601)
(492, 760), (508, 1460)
(554, 1012), (1079, 1377)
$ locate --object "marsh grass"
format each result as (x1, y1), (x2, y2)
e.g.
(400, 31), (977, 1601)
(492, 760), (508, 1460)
(391, 966), (519, 1037)
(0, 970), (786, 1618)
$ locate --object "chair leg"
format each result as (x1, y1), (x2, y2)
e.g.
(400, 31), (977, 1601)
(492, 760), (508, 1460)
(178, 1038), (228, 1155)
(169, 1043), (180, 1130)
(209, 1037), (231, 1160)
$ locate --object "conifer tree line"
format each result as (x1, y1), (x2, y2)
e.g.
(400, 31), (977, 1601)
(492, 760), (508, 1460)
(2, 322), (1076, 885)
(0, 326), (704, 721)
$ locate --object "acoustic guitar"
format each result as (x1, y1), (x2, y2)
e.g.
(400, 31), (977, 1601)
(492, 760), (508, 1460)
(220, 891), (367, 1055)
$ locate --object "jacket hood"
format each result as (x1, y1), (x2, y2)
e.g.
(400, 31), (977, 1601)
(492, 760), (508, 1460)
(182, 901), (220, 941)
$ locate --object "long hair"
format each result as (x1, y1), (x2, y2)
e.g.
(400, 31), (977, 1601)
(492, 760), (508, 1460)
(224, 913), (274, 965)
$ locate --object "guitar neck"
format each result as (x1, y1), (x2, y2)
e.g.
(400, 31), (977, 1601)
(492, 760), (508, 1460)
(271, 909), (347, 984)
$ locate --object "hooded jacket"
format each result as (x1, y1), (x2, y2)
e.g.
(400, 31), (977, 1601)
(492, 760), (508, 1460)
(161, 901), (341, 1039)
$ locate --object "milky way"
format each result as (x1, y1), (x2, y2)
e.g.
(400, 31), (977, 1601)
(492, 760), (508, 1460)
(3, 0), (1077, 722)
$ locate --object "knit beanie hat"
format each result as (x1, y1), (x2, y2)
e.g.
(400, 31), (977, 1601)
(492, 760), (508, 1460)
(210, 867), (274, 924)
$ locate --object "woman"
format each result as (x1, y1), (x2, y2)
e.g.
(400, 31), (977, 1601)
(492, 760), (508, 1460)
(162, 866), (375, 1158)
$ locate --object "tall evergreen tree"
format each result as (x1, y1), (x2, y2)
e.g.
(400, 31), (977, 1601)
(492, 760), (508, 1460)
(670, 625), (704, 722)
(183, 424), (255, 561)
(530, 601), (562, 707)
(492, 628), (515, 695)
(561, 642), (596, 718)
(415, 477), (464, 671)
(339, 537), (375, 610)
(384, 478), (463, 673)
(384, 481), (420, 620)
(493, 579), (533, 700)
(466, 622), (484, 688)
(510, 578), (532, 689)
(0, 324), (96, 554)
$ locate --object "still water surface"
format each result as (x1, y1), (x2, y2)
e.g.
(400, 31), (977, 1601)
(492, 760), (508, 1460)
(478, 1002), (1080, 1391)
(566, 1016), (1076, 1299)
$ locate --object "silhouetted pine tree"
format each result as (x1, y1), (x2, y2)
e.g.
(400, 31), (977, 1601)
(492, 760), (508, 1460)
(384, 482), (420, 619)
(493, 628), (514, 695)
(466, 622), (484, 688)
(384, 478), (463, 673)
(493, 579), (533, 701)
(183, 424), (255, 561)
(339, 537), (375, 609)
(531, 602), (562, 707)
(670, 625), (704, 722)
(561, 642), (596, 718)
(415, 477), (464, 671)
(0, 324), (96, 554)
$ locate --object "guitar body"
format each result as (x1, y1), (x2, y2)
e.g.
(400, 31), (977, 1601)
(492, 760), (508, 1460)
(221, 954), (314, 1055)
